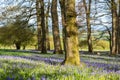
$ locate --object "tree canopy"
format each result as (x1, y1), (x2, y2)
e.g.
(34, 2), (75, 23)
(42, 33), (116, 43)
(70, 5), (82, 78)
(0, 19), (35, 49)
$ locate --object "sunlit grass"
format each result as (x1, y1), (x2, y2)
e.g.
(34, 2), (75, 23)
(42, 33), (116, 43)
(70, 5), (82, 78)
(0, 50), (32, 56)
(0, 49), (64, 58)
(0, 50), (120, 80)
(0, 57), (120, 80)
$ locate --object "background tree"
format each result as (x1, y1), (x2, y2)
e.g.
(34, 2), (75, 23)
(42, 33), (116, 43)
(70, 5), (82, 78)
(51, 0), (63, 54)
(83, 0), (93, 53)
(0, 27), (13, 46)
(45, 0), (51, 50)
(59, 0), (67, 54)
(40, 0), (47, 53)
(36, 0), (42, 50)
(111, 0), (118, 55)
(0, 19), (34, 50)
(118, 0), (120, 54)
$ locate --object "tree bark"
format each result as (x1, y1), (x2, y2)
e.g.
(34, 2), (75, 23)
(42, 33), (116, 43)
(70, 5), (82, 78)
(108, 29), (112, 54)
(40, 0), (47, 53)
(59, 0), (67, 54)
(45, 0), (50, 50)
(63, 0), (80, 65)
(105, 26), (112, 53)
(118, 0), (120, 54)
(51, 0), (63, 54)
(111, 0), (117, 55)
(83, 0), (93, 53)
(36, 0), (42, 51)
(15, 42), (21, 50)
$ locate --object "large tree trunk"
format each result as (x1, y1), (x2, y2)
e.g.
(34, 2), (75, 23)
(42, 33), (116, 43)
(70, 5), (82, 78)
(83, 0), (93, 53)
(51, 0), (63, 54)
(111, 0), (117, 55)
(45, 0), (50, 50)
(63, 0), (80, 65)
(36, 0), (42, 50)
(40, 0), (47, 53)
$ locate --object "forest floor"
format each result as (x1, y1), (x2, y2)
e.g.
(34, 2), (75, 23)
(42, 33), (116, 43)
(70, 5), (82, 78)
(0, 49), (120, 79)
(0, 49), (120, 68)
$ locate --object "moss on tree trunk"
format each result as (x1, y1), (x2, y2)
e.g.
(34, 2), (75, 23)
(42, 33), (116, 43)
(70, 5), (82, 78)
(63, 0), (80, 66)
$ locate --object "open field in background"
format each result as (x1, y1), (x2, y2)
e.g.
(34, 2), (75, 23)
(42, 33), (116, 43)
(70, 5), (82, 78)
(0, 36), (110, 51)
(0, 49), (120, 80)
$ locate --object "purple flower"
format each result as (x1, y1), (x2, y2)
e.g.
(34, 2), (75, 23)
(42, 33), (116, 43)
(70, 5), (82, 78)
(41, 75), (46, 80)
(6, 77), (14, 80)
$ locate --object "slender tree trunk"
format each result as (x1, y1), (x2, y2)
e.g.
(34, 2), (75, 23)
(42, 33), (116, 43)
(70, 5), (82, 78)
(45, 0), (50, 50)
(46, 17), (50, 50)
(63, 0), (80, 65)
(116, 1), (119, 54)
(108, 30), (112, 54)
(59, 0), (67, 54)
(83, 0), (93, 53)
(46, 0), (50, 50)
(36, 0), (42, 50)
(22, 44), (26, 50)
(105, 26), (112, 54)
(51, 0), (63, 54)
(111, 0), (117, 55)
(15, 42), (21, 50)
(109, 37), (112, 53)
(40, 0), (47, 53)
(118, 0), (120, 54)
(59, 0), (68, 64)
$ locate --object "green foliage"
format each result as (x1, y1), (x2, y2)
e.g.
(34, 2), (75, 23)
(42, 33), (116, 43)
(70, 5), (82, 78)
(79, 40), (88, 49)
(79, 40), (109, 50)
(0, 19), (35, 49)
(0, 26), (12, 45)
(93, 40), (109, 50)
(0, 50), (32, 56)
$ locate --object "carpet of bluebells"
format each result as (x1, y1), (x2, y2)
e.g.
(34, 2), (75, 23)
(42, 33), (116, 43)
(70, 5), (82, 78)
(0, 50), (120, 80)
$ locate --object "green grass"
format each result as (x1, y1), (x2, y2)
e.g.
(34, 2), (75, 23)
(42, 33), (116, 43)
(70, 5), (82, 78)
(0, 50), (119, 65)
(0, 50), (120, 80)
(0, 57), (119, 80)
(0, 49), (64, 58)
(0, 50), (32, 56)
